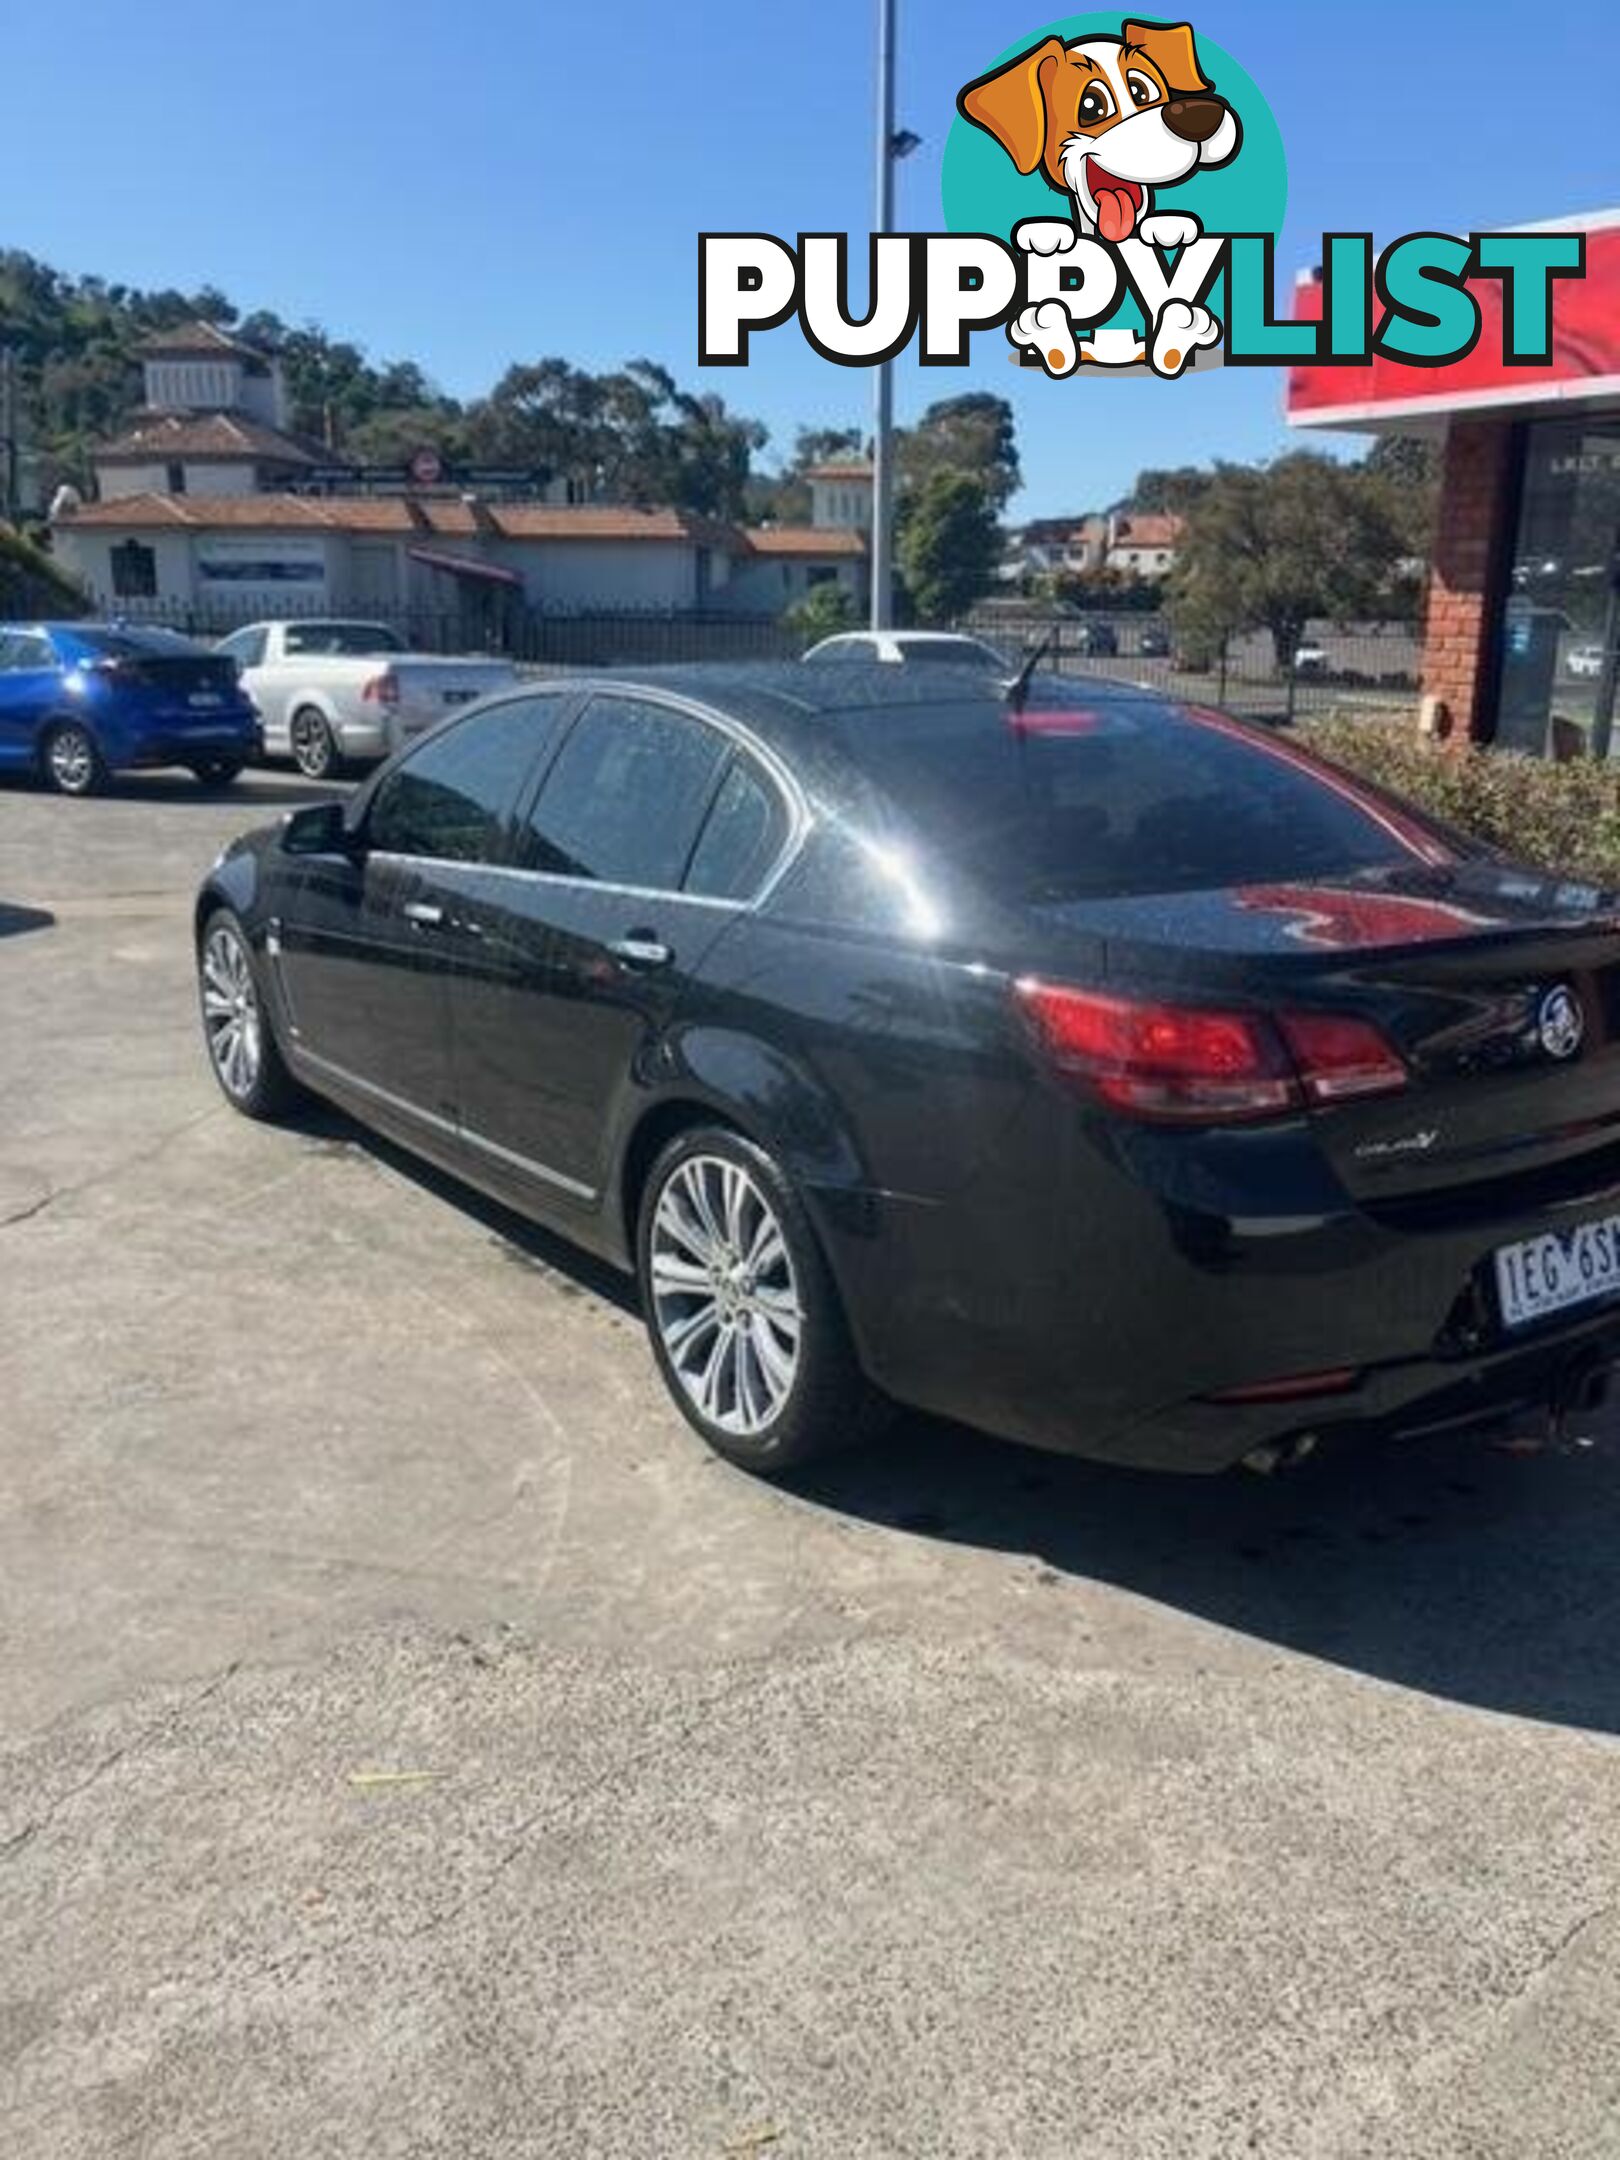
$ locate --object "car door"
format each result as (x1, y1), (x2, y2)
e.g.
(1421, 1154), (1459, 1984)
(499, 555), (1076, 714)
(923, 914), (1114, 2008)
(448, 693), (792, 1211)
(273, 693), (567, 1132)
(0, 630), (64, 768)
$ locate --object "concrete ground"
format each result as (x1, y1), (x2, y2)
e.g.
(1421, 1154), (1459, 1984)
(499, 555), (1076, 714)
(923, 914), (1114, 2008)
(2, 770), (1618, 2160)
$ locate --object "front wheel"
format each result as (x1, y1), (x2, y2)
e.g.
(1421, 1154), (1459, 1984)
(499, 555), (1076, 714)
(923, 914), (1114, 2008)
(636, 1126), (883, 1474)
(190, 757), (244, 788)
(197, 909), (298, 1120)
(41, 720), (107, 797)
(289, 707), (342, 780)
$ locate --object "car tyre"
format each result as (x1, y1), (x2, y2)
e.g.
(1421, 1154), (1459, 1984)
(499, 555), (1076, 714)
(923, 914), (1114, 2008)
(637, 1125), (885, 1475)
(197, 908), (299, 1120)
(190, 757), (244, 788)
(289, 707), (343, 780)
(41, 719), (107, 797)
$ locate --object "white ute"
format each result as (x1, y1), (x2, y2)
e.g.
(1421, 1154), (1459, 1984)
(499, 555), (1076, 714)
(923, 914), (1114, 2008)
(217, 619), (519, 777)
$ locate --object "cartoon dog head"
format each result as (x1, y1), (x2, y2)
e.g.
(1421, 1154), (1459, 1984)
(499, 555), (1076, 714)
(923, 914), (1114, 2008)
(958, 19), (1240, 242)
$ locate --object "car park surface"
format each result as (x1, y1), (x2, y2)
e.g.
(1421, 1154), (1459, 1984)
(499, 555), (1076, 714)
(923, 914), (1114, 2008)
(5, 770), (1620, 2158)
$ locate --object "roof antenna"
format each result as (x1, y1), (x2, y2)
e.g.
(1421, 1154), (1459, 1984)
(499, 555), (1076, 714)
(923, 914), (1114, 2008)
(1004, 628), (1055, 715)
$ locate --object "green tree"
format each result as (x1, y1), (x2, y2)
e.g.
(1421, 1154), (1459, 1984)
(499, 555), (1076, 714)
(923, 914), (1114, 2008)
(785, 580), (859, 643)
(1167, 453), (1406, 671)
(897, 394), (1019, 512)
(896, 471), (1001, 624)
(1129, 465), (1212, 517)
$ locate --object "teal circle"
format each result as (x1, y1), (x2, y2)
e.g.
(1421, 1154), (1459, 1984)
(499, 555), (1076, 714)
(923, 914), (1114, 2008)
(941, 15), (1287, 334)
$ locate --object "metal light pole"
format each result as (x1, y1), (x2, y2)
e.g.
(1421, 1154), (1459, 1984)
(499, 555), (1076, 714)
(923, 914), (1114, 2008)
(869, 0), (897, 629)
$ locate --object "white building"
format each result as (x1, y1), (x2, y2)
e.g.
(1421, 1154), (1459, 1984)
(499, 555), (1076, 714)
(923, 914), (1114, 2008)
(94, 322), (324, 501)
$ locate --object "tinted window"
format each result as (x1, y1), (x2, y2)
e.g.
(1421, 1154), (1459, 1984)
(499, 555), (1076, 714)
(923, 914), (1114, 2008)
(838, 699), (1449, 903)
(64, 627), (204, 659)
(685, 757), (790, 900)
(810, 638), (871, 663)
(524, 697), (726, 889)
(284, 622), (405, 656)
(902, 640), (1006, 668)
(368, 696), (562, 863)
(2, 631), (56, 670)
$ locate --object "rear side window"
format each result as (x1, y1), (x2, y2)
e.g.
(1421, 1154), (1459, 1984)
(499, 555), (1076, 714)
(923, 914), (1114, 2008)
(284, 622), (404, 656)
(685, 756), (790, 900)
(0, 631), (55, 671)
(367, 695), (561, 863)
(839, 701), (1449, 902)
(522, 696), (726, 890)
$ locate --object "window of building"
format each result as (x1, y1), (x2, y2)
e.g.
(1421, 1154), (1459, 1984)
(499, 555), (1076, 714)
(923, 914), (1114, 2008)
(109, 541), (158, 599)
(1497, 418), (1620, 757)
(166, 462), (187, 496)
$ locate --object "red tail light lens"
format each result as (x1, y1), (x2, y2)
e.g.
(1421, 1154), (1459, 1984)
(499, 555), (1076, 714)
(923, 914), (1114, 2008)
(1016, 982), (1296, 1121)
(362, 670), (400, 706)
(1277, 1012), (1408, 1103)
(1017, 982), (1407, 1123)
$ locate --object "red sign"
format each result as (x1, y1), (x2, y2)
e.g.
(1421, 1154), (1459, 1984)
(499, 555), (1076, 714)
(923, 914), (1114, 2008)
(1287, 217), (1620, 427)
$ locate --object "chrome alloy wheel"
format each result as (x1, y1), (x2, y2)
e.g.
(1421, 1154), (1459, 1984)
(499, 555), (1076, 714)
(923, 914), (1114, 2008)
(201, 921), (263, 1101)
(47, 724), (96, 793)
(649, 1153), (804, 1435)
(289, 708), (334, 778)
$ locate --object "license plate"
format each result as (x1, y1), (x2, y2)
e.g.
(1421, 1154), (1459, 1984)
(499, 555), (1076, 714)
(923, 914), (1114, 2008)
(188, 691), (224, 709)
(441, 688), (475, 706)
(1495, 1215), (1620, 1329)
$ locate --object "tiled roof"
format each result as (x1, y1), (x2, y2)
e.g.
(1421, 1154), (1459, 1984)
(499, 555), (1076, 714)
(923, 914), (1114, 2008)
(95, 413), (320, 466)
(54, 493), (745, 549)
(745, 526), (868, 556)
(134, 319), (265, 360)
(804, 461), (873, 482)
(1110, 513), (1184, 548)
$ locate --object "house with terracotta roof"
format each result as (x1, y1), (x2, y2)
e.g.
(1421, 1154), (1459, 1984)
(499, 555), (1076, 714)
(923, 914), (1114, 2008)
(94, 322), (326, 501)
(50, 492), (755, 622)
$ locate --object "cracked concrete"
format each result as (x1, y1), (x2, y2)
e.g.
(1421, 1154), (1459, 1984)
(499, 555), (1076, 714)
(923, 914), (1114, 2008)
(3, 771), (1620, 2158)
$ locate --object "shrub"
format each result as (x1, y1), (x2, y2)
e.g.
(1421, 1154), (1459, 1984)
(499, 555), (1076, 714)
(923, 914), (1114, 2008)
(0, 523), (87, 616)
(785, 580), (858, 644)
(1296, 715), (1620, 885)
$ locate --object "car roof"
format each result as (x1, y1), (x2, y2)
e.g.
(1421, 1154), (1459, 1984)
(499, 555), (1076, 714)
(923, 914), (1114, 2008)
(533, 661), (1170, 764)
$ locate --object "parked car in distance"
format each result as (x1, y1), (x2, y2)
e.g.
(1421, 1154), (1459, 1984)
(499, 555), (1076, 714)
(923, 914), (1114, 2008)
(1137, 624), (1172, 659)
(804, 630), (1011, 671)
(1566, 644), (1606, 679)
(1068, 621), (1119, 657)
(1293, 643), (1331, 677)
(216, 619), (519, 778)
(196, 662), (1620, 1481)
(0, 621), (259, 795)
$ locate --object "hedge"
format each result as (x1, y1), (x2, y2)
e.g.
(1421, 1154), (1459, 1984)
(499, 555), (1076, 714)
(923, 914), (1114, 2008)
(1294, 714), (1620, 888)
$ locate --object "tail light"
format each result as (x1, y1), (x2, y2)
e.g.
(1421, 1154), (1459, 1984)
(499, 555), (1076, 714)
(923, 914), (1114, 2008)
(1016, 981), (1407, 1124)
(362, 670), (400, 707)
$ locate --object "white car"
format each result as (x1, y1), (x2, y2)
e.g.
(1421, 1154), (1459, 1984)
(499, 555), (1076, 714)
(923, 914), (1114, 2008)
(803, 630), (1011, 671)
(1566, 644), (1606, 680)
(217, 619), (519, 777)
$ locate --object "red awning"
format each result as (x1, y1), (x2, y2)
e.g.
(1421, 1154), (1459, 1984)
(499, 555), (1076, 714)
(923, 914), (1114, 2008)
(407, 545), (522, 589)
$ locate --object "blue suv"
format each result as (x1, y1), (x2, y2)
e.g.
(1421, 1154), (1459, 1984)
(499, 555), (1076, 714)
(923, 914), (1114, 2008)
(0, 622), (262, 795)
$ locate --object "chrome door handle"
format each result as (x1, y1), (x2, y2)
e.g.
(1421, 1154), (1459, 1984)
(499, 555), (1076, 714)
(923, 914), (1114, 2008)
(403, 901), (444, 927)
(609, 934), (673, 970)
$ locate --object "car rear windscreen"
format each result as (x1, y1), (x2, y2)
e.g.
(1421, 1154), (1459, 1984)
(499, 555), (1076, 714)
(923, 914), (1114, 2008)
(840, 700), (1452, 902)
(283, 622), (405, 656)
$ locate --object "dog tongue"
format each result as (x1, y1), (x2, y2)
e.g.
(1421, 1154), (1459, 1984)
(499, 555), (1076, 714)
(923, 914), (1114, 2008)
(1095, 188), (1137, 243)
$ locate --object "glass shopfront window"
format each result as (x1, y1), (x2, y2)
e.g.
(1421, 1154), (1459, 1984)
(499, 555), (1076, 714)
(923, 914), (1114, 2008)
(1497, 418), (1620, 756)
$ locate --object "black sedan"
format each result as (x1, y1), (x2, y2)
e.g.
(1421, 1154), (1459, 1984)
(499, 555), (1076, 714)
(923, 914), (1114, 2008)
(195, 665), (1620, 1476)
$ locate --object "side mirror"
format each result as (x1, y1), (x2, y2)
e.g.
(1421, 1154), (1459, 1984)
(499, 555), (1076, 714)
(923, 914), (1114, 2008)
(281, 799), (358, 857)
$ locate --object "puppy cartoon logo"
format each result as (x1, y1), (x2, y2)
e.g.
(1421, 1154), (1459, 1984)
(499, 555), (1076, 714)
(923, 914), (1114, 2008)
(958, 18), (1238, 378)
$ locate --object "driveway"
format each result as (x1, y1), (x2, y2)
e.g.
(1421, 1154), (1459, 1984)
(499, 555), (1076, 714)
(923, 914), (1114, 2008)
(2, 772), (1618, 2158)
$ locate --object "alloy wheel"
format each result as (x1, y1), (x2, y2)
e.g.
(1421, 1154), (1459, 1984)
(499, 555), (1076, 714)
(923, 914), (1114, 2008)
(46, 724), (96, 795)
(200, 921), (263, 1102)
(290, 710), (333, 778)
(649, 1153), (804, 1436)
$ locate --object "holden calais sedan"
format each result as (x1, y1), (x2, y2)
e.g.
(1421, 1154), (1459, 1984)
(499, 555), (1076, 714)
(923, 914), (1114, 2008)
(0, 623), (259, 793)
(195, 665), (1620, 1476)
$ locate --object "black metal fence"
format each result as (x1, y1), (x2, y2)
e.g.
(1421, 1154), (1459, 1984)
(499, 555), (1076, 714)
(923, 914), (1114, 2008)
(92, 595), (1421, 721)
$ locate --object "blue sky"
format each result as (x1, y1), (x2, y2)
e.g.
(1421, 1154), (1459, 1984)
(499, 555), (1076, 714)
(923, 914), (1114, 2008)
(2, 0), (1615, 517)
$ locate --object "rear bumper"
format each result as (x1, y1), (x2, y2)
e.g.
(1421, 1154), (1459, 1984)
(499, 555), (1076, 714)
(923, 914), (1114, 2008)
(820, 1116), (1620, 1474)
(108, 711), (261, 769)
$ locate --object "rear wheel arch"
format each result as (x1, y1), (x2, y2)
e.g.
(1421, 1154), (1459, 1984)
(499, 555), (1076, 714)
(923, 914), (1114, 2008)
(618, 1097), (750, 1260)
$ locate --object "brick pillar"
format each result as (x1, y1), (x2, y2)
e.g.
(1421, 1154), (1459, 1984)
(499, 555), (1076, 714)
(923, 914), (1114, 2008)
(1421, 419), (1518, 745)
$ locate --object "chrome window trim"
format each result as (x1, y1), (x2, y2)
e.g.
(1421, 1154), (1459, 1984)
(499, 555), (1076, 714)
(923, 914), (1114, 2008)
(297, 1048), (597, 1202)
(366, 678), (810, 912)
